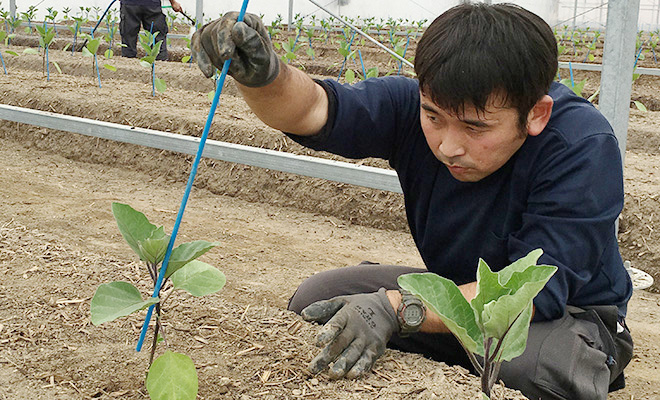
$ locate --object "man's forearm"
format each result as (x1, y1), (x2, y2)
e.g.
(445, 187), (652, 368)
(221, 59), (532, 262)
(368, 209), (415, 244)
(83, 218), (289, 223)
(236, 62), (329, 136)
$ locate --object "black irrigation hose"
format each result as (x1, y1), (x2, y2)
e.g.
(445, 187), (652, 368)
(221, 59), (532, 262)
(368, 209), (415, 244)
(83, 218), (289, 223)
(78, 0), (118, 51)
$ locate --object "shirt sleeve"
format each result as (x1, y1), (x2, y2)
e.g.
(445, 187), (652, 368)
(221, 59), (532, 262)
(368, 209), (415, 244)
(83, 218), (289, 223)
(514, 132), (625, 321)
(285, 77), (420, 163)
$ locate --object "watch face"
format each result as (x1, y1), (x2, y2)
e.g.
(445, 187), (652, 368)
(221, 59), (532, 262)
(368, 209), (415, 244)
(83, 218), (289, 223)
(403, 304), (424, 325)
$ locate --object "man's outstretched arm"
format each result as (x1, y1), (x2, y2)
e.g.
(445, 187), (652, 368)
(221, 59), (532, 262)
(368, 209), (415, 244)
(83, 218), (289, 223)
(191, 12), (328, 136)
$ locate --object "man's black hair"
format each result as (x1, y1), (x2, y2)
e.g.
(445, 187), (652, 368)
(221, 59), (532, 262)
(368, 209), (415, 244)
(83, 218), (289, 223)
(415, 3), (558, 130)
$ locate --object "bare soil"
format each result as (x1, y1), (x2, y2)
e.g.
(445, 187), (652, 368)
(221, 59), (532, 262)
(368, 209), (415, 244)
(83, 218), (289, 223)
(0, 37), (659, 400)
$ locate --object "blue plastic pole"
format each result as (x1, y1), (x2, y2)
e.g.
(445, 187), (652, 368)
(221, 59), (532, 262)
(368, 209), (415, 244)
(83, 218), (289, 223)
(358, 49), (366, 80)
(0, 51), (6, 74)
(337, 31), (356, 81)
(150, 22), (155, 97)
(136, 0), (251, 352)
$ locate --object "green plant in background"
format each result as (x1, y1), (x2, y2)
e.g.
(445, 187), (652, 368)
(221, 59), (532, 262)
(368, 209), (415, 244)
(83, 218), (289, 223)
(29, 24), (60, 81)
(91, 203), (225, 400)
(267, 16), (282, 40)
(649, 33), (658, 63)
(92, 6), (103, 22)
(104, 11), (119, 48)
(304, 26), (316, 59)
(0, 30), (17, 74)
(6, 16), (21, 41)
(166, 10), (180, 32)
(138, 30), (166, 95)
(631, 68), (647, 111)
(82, 32), (117, 87)
(276, 35), (298, 64)
(65, 16), (87, 54)
(19, 5), (37, 34)
(181, 36), (193, 65)
(62, 7), (71, 21)
(45, 7), (59, 36)
(398, 249), (557, 399)
(78, 6), (91, 20)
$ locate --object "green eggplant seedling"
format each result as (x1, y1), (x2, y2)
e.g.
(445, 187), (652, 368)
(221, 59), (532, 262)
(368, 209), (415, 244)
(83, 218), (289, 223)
(82, 33), (117, 87)
(398, 249), (557, 399)
(30, 25), (60, 81)
(91, 203), (225, 400)
(138, 30), (166, 95)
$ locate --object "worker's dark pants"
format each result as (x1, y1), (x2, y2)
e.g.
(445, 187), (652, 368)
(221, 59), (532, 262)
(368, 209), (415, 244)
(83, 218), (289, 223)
(119, 4), (169, 61)
(288, 262), (634, 400)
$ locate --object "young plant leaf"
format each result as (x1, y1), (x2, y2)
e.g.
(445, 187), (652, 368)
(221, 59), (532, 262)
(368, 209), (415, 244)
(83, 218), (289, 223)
(6, 50), (18, 56)
(398, 272), (483, 355)
(345, 69), (355, 83)
(471, 259), (510, 326)
(87, 38), (101, 54)
(147, 351), (198, 400)
(82, 47), (93, 57)
(170, 260), (226, 297)
(154, 77), (166, 93)
(112, 202), (158, 260)
(23, 48), (39, 55)
(496, 249), (543, 285)
(165, 240), (220, 278)
(490, 302), (534, 361)
(181, 55), (191, 63)
(633, 100), (648, 112)
(90, 281), (159, 325)
(140, 60), (153, 68)
(52, 61), (62, 74)
(138, 226), (170, 265)
(103, 64), (117, 72)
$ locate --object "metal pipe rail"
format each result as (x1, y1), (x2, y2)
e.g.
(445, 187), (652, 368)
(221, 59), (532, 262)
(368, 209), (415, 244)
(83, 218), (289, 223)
(559, 61), (660, 76)
(0, 104), (403, 194)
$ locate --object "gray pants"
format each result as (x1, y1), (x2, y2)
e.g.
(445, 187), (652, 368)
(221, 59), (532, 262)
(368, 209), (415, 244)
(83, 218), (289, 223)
(288, 262), (633, 400)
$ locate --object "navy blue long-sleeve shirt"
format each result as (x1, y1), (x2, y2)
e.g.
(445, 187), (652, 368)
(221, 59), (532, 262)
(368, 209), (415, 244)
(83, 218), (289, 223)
(288, 76), (632, 321)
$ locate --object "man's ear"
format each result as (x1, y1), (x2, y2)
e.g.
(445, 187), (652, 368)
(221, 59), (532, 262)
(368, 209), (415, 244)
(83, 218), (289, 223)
(526, 95), (553, 137)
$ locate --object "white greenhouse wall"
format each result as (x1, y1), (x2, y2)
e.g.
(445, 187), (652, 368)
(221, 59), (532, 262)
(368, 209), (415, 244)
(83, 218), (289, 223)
(8, 0), (660, 29)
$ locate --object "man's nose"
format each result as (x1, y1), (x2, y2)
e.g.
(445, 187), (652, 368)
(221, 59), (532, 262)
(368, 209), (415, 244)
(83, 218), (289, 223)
(438, 129), (466, 159)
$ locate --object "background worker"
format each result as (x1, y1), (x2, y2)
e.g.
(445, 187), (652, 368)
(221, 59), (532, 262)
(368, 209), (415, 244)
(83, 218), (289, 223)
(190, 4), (633, 400)
(119, 0), (182, 61)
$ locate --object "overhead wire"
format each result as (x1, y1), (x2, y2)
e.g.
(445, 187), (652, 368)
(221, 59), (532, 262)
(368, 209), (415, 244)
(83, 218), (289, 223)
(552, 1), (609, 28)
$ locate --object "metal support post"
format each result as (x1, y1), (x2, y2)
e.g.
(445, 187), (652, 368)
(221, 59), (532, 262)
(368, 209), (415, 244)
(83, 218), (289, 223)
(288, 0), (294, 31)
(196, 0), (203, 27)
(572, 0), (579, 31)
(9, 0), (16, 21)
(599, 0), (640, 162)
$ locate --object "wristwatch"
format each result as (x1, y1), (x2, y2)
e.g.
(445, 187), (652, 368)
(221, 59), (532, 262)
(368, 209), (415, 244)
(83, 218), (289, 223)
(396, 289), (426, 337)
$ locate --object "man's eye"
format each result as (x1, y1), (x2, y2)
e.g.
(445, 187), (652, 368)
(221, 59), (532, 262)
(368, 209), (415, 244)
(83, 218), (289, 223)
(466, 125), (483, 134)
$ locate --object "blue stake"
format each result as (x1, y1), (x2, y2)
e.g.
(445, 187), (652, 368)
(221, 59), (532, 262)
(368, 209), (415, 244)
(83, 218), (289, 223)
(569, 61), (574, 87)
(398, 36), (409, 76)
(93, 30), (101, 88)
(337, 31), (356, 81)
(136, 0), (251, 352)
(150, 22), (156, 97)
(0, 51), (6, 74)
(358, 49), (366, 80)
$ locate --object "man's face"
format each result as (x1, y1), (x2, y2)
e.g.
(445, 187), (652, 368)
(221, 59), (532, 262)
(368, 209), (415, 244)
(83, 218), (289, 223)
(419, 91), (528, 182)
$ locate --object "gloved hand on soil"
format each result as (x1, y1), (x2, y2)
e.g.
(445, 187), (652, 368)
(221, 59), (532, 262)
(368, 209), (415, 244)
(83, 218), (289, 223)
(301, 288), (399, 379)
(191, 12), (280, 87)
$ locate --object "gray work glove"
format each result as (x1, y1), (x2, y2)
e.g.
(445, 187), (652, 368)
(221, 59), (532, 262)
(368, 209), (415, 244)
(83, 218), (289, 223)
(191, 12), (280, 87)
(301, 288), (398, 379)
